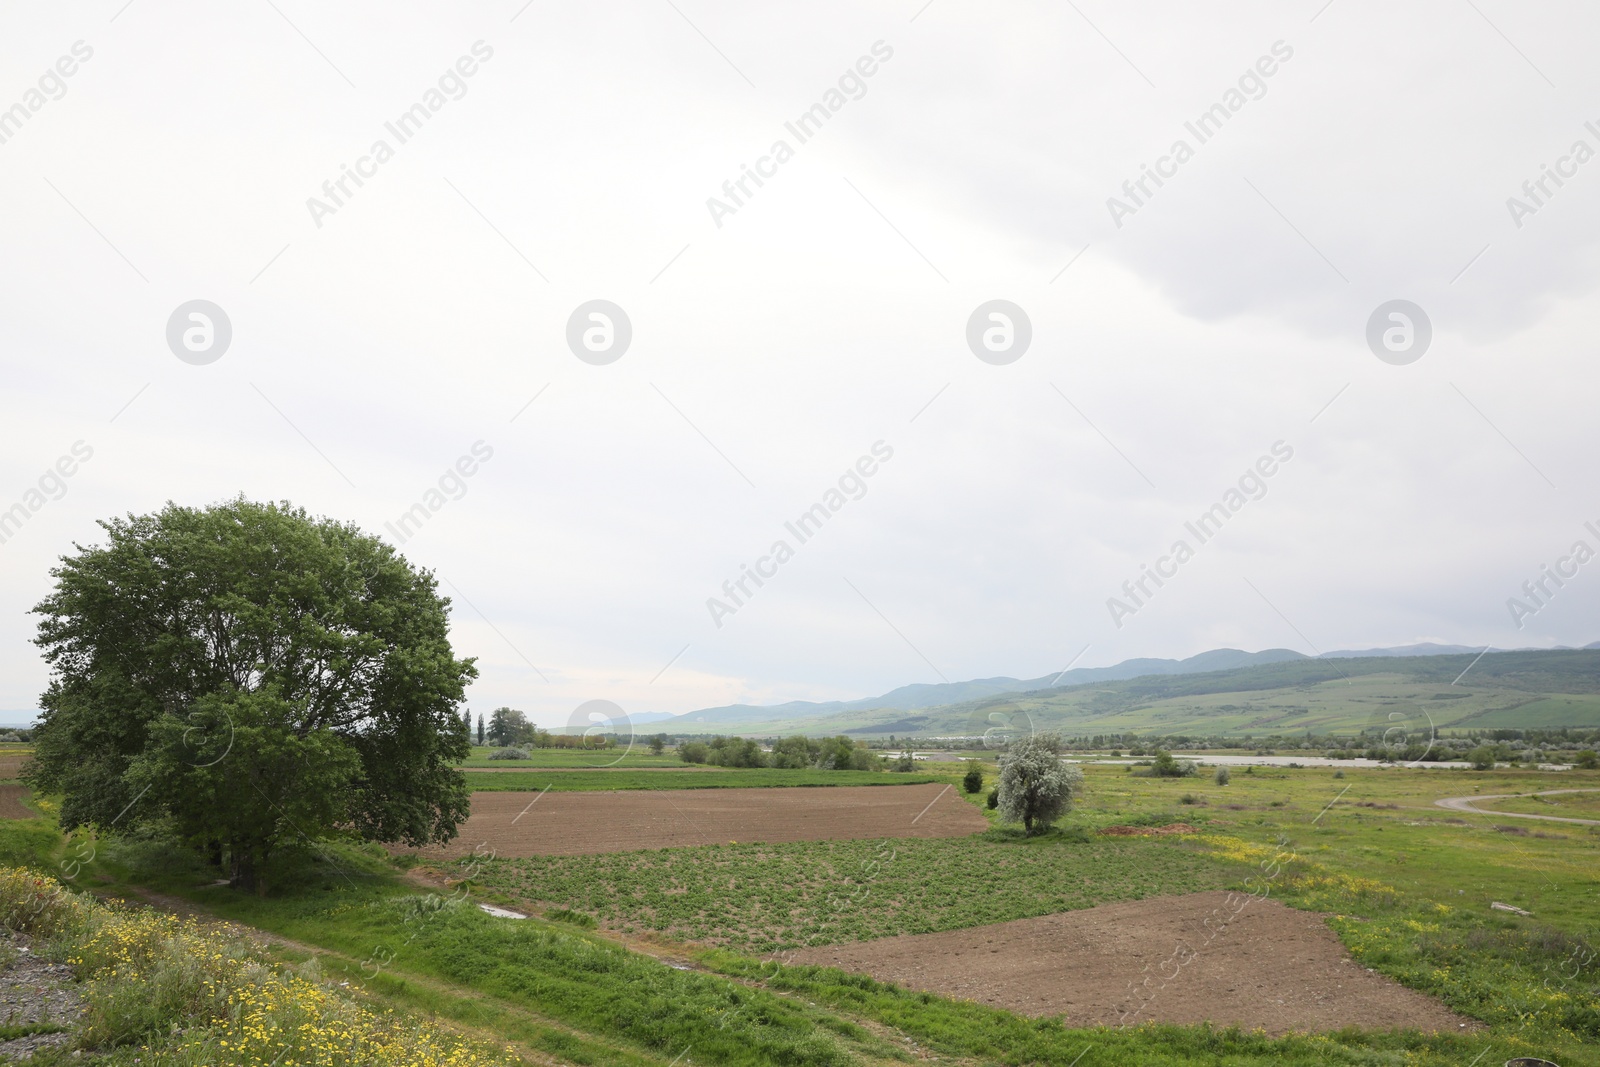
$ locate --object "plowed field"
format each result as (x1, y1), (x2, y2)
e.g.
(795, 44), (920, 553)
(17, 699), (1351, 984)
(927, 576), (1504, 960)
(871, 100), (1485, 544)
(414, 783), (984, 858)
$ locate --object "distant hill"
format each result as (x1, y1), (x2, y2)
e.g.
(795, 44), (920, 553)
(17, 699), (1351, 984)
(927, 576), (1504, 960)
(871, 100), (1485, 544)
(665, 648), (1309, 728)
(658, 646), (1600, 737)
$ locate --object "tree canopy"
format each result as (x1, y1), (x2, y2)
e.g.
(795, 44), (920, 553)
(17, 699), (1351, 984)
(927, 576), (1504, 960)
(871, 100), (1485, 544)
(27, 498), (477, 889)
(996, 732), (1082, 835)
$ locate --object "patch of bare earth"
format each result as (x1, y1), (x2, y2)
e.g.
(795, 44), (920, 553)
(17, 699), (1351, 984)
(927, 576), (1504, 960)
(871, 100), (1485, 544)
(412, 784), (986, 859)
(786, 890), (1478, 1036)
(0, 786), (34, 820)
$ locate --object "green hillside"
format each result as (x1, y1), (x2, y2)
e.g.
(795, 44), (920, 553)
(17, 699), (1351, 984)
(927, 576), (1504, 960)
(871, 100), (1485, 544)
(675, 651), (1600, 738)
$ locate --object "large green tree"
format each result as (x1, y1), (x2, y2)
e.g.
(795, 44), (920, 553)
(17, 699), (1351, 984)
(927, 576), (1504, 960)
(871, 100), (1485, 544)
(27, 498), (477, 889)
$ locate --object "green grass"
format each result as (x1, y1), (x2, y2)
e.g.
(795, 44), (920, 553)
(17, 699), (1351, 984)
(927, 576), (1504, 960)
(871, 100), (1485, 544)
(459, 747), (687, 768)
(462, 768), (949, 791)
(1461, 695), (1600, 727)
(15, 759), (1600, 1067)
(465, 836), (1232, 952)
(82, 839), (894, 1066)
(1476, 789), (1600, 817)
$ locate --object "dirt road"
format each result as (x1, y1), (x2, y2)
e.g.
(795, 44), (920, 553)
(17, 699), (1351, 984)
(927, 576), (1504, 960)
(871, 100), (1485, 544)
(1433, 788), (1600, 826)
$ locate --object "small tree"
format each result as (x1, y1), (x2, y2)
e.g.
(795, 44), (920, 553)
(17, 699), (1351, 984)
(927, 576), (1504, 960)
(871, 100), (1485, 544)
(1467, 746), (1496, 770)
(962, 762), (984, 794)
(1575, 749), (1599, 770)
(648, 734), (666, 755)
(1213, 765), (1230, 786)
(996, 732), (1083, 835)
(679, 741), (709, 764)
(476, 714), (485, 746)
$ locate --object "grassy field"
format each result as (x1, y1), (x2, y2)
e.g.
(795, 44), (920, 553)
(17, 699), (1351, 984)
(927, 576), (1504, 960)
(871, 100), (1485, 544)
(1474, 788), (1600, 818)
(463, 835), (1230, 952)
(461, 768), (950, 791)
(2, 758), (1594, 1065)
(458, 747), (687, 768)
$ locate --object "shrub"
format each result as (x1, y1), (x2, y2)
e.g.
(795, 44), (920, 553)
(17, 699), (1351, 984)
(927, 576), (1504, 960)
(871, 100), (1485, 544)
(1150, 750), (1197, 778)
(1214, 766), (1230, 786)
(1575, 749), (1599, 769)
(985, 788), (998, 810)
(1333, 768), (1345, 779)
(1179, 793), (1199, 805)
(0, 869), (90, 937)
(890, 751), (916, 773)
(679, 741), (709, 764)
(707, 736), (767, 768)
(487, 747), (530, 760)
(1467, 746), (1497, 770)
(962, 763), (984, 794)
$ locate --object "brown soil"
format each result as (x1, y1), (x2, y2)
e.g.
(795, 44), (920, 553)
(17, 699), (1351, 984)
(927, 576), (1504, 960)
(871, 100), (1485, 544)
(412, 784), (985, 859)
(1099, 823), (1198, 836)
(0, 786), (34, 820)
(0, 756), (28, 781)
(785, 890), (1479, 1036)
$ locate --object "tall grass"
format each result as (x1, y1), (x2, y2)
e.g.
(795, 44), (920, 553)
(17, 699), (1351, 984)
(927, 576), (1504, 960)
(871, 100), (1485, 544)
(0, 867), (517, 1066)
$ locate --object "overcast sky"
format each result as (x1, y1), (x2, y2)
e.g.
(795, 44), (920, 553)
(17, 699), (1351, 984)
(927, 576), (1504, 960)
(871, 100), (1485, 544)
(3, 1), (1598, 729)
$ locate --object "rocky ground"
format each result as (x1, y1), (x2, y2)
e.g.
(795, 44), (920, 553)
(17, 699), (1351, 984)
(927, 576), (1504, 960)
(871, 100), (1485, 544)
(0, 930), (83, 1061)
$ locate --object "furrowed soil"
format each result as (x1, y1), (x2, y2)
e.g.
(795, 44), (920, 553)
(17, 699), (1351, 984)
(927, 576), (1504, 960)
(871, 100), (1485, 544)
(0, 787), (33, 820)
(787, 889), (1481, 1036)
(414, 783), (985, 859)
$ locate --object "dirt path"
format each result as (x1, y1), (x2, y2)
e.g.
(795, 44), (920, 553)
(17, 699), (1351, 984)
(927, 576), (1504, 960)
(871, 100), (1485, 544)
(786, 890), (1479, 1036)
(411, 783), (985, 859)
(1433, 788), (1600, 825)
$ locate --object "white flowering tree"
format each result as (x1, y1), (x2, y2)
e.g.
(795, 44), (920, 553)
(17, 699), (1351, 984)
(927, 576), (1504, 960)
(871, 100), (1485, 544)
(996, 732), (1083, 835)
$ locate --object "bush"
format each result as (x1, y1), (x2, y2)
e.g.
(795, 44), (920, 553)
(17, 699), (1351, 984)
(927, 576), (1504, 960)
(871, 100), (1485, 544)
(679, 741), (709, 764)
(985, 788), (998, 810)
(1213, 766), (1230, 786)
(1150, 750), (1197, 778)
(487, 747), (530, 760)
(1179, 793), (1200, 805)
(707, 736), (767, 768)
(1467, 746), (1497, 770)
(1575, 749), (1599, 769)
(1333, 768), (1345, 779)
(962, 763), (984, 794)
(0, 869), (90, 937)
(890, 751), (916, 773)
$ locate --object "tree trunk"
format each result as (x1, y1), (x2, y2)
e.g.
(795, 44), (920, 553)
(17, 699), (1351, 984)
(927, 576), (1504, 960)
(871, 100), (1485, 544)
(1024, 811), (1034, 835)
(230, 848), (257, 892)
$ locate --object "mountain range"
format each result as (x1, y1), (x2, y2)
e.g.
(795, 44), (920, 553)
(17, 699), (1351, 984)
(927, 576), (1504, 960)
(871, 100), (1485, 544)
(646, 642), (1600, 737)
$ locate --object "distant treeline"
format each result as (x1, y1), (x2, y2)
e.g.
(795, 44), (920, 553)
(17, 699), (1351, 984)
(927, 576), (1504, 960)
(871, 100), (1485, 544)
(678, 734), (896, 771)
